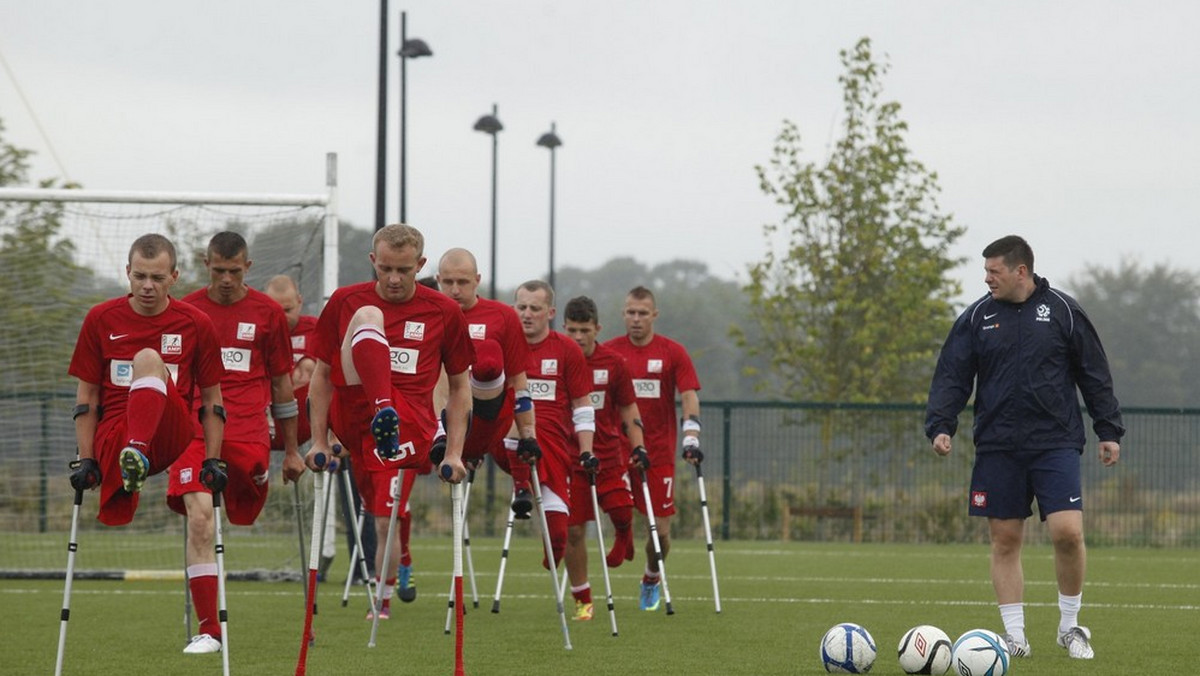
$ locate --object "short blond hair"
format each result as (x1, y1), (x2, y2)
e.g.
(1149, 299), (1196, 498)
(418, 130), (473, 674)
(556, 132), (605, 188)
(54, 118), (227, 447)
(373, 223), (424, 256)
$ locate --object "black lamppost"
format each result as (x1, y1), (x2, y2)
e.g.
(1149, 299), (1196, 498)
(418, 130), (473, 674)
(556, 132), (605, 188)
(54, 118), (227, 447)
(536, 123), (562, 292)
(398, 10), (432, 224)
(474, 104), (503, 299)
(374, 0), (389, 232)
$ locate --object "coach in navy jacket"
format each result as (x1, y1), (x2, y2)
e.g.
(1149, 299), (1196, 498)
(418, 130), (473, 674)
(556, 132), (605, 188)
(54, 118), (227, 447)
(924, 235), (1122, 661)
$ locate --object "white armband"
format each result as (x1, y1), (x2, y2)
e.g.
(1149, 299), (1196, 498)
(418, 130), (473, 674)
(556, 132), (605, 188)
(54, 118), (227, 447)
(682, 419), (701, 433)
(271, 399), (300, 419)
(572, 405), (596, 433)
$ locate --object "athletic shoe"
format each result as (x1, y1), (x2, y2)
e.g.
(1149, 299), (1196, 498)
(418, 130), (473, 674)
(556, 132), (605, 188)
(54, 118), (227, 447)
(572, 601), (594, 621)
(1001, 633), (1031, 658)
(639, 581), (661, 611)
(1058, 626), (1094, 659)
(371, 406), (401, 459)
(118, 447), (149, 494)
(366, 603), (391, 621)
(183, 633), (222, 654)
(511, 488), (533, 520)
(397, 564), (417, 602)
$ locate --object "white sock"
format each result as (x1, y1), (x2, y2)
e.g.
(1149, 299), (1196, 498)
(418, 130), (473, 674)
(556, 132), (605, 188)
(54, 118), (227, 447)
(1058, 593), (1082, 634)
(998, 603), (1026, 643)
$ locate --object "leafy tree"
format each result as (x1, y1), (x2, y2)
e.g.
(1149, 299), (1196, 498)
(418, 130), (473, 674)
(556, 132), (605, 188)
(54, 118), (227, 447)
(1069, 259), (1200, 407)
(740, 37), (964, 404)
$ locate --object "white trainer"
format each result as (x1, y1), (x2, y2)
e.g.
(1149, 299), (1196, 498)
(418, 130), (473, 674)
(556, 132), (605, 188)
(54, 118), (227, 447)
(1057, 626), (1094, 659)
(1001, 632), (1031, 658)
(183, 633), (222, 654)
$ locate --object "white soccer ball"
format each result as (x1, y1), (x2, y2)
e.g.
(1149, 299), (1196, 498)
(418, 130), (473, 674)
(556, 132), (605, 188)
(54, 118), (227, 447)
(951, 629), (1010, 676)
(897, 625), (953, 675)
(820, 622), (877, 673)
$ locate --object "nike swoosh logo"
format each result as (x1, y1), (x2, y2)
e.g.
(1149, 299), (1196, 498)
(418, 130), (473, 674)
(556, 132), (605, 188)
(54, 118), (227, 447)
(109, 333), (129, 340)
(374, 398), (390, 406)
(1069, 496), (1082, 503)
(983, 313), (998, 321)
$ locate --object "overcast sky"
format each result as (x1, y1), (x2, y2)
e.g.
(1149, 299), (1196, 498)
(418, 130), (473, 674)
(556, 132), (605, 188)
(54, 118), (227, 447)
(2, 1), (1197, 305)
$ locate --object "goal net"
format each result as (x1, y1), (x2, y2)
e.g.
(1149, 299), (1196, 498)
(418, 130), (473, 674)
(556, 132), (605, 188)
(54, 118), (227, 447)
(0, 162), (352, 580)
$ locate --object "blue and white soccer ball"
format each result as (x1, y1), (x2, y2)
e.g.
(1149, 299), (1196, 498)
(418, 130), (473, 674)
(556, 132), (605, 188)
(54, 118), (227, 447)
(897, 625), (953, 675)
(820, 622), (877, 673)
(951, 629), (1010, 676)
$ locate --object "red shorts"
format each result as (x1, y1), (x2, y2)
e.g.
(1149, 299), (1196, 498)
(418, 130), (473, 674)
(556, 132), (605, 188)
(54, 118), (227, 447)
(166, 437), (271, 525)
(568, 466), (634, 526)
(270, 383), (311, 450)
(93, 380), (196, 526)
(331, 385), (435, 473)
(529, 428), (573, 507)
(352, 463), (417, 519)
(463, 389), (514, 461)
(631, 462), (676, 517)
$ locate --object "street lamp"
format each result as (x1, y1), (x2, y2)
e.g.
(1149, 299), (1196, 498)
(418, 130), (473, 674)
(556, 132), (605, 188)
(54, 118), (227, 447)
(474, 104), (503, 299)
(398, 10), (432, 224)
(536, 123), (562, 292)
(373, 0), (389, 231)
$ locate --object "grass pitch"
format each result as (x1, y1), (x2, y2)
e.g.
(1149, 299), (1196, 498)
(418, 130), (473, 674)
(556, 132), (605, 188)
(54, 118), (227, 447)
(3, 537), (1195, 675)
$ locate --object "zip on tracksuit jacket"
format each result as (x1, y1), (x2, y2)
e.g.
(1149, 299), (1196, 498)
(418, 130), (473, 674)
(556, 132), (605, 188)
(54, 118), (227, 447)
(925, 275), (1125, 453)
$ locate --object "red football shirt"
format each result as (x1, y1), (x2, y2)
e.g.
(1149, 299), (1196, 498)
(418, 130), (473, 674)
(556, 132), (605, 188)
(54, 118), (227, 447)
(603, 333), (701, 463)
(462, 296), (531, 379)
(68, 295), (224, 423)
(311, 282), (475, 419)
(525, 331), (592, 460)
(288, 315), (318, 365)
(182, 287), (294, 442)
(584, 341), (638, 470)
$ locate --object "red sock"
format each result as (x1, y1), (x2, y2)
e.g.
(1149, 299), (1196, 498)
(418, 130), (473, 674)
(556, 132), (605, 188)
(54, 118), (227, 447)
(350, 326), (393, 408)
(189, 571), (220, 639)
(571, 583), (592, 604)
(542, 511), (568, 569)
(125, 378), (167, 452)
(399, 511), (413, 567)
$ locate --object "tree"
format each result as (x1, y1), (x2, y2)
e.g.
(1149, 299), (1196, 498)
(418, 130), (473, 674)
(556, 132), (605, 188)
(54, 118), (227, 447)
(1069, 259), (1200, 407)
(740, 37), (964, 403)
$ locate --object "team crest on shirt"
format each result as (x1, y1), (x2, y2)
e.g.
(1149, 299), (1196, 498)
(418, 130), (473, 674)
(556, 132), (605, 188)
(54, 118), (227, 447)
(404, 321), (426, 340)
(971, 491), (987, 508)
(647, 359), (663, 374)
(180, 467), (193, 484)
(237, 322), (256, 341)
(468, 323), (487, 340)
(542, 359), (559, 375)
(161, 334), (182, 355)
(292, 335), (306, 350)
(1036, 304), (1051, 322)
(593, 369), (609, 385)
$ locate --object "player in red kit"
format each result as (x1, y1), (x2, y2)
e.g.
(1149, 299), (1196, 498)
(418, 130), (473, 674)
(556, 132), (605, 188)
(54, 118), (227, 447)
(305, 224), (472, 620)
(514, 281), (595, 572)
(604, 285), (702, 611)
(69, 234), (224, 536)
(168, 232), (304, 654)
(265, 274), (318, 448)
(561, 296), (646, 621)
(436, 248), (539, 510)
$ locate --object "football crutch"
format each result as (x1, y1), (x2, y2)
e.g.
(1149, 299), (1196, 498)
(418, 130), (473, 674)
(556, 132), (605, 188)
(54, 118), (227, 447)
(183, 515), (193, 644)
(367, 467), (404, 648)
(588, 473), (619, 636)
(212, 489), (232, 676)
(463, 468), (479, 608)
(444, 468), (478, 632)
(340, 469), (377, 609)
(295, 450), (333, 676)
(694, 462), (722, 613)
(444, 465), (467, 676)
(293, 481), (308, 596)
(530, 465), (572, 650)
(490, 500), (517, 613)
(53, 484), (84, 676)
(639, 468), (675, 615)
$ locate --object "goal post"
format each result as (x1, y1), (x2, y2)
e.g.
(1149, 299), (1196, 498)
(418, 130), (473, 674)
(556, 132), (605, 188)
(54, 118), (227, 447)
(0, 153), (341, 580)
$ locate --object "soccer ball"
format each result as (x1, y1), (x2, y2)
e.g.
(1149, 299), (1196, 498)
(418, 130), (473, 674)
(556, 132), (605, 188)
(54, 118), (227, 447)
(951, 629), (1010, 676)
(820, 622), (877, 673)
(897, 625), (953, 675)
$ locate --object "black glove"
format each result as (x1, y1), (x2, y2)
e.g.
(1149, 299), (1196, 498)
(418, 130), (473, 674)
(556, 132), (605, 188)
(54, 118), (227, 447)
(516, 437), (541, 463)
(200, 458), (229, 493)
(69, 458), (101, 491)
(682, 437), (703, 464)
(629, 446), (650, 471)
(579, 451), (600, 473)
(429, 434), (447, 466)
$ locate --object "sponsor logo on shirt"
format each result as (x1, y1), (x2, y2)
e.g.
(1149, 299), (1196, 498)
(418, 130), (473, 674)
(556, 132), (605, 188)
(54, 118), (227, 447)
(541, 359), (559, 376)
(237, 322), (256, 341)
(161, 333), (182, 355)
(647, 359), (663, 374)
(468, 324), (487, 340)
(982, 323), (999, 331)
(589, 390), (607, 409)
(593, 369), (609, 385)
(527, 379), (557, 401)
(222, 347), (252, 373)
(390, 347), (419, 374)
(111, 360), (134, 387)
(180, 467), (193, 484)
(633, 378), (661, 399)
(404, 321), (426, 340)
(1036, 303), (1051, 322)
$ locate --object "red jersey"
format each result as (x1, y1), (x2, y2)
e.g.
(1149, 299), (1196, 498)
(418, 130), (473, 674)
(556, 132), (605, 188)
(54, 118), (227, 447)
(584, 342), (638, 471)
(68, 296), (223, 423)
(311, 282), (475, 417)
(182, 287), (294, 442)
(604, 333), (701, 463)
(288, 315), (318, 365)
(525, 331), (592, 459)
(462, 297), (530, 378)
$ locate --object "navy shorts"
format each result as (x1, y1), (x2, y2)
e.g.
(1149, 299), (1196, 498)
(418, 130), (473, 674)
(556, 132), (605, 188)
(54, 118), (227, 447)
(968, 448), (1083, 521)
